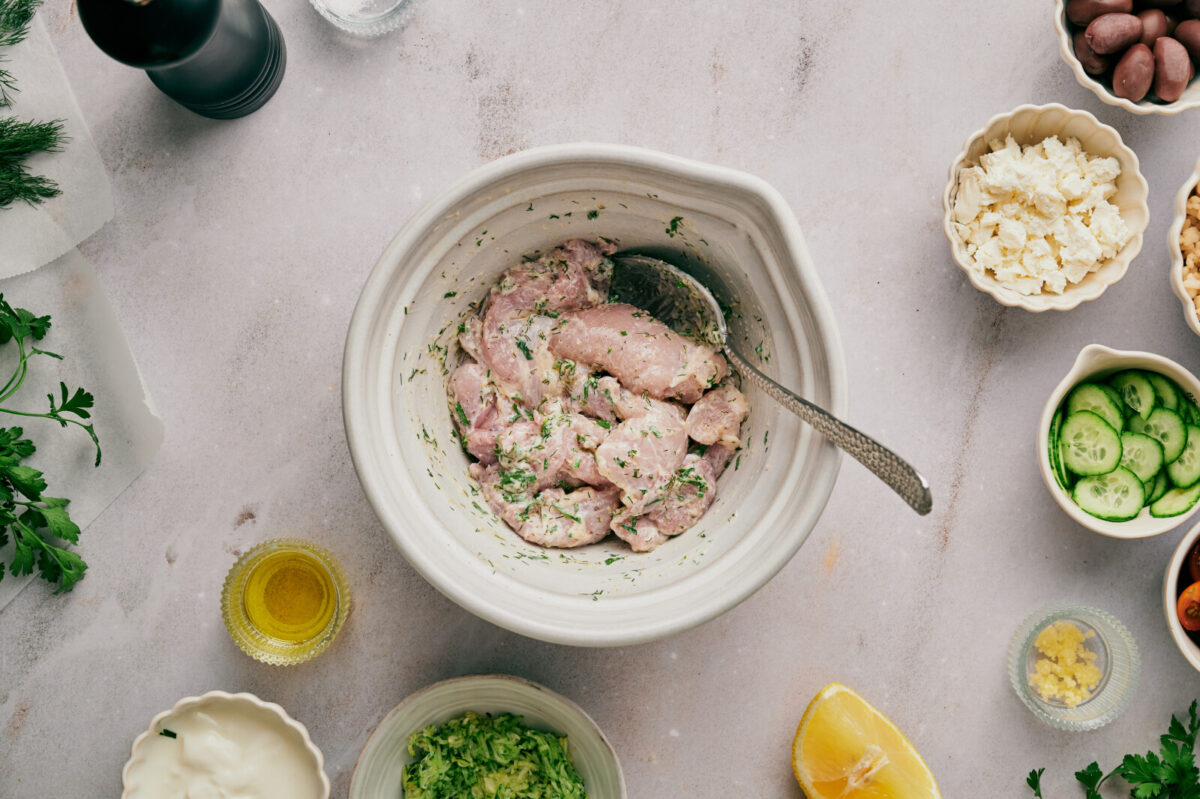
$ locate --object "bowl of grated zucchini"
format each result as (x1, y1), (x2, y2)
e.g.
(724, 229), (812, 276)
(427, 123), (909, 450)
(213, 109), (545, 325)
(1039, 344), (1200, 539)
(349, 674), (626, 799)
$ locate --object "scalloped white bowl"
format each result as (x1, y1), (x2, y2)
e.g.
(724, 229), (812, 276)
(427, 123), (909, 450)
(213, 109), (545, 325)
(1165, 519), (1200, 673)
(943, 103), (1149, 312)
(343, 143), (847, 646)
(1038, 344), (1200, 539)
(121, 691), (330, 798)
(1054, 0), (1200, 115)
(1168, 153), (1200, 338)
(350, 675), (626, 799)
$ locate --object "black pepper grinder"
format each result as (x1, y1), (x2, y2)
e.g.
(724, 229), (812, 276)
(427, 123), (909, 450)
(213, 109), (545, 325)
(78, 0), (286, 119)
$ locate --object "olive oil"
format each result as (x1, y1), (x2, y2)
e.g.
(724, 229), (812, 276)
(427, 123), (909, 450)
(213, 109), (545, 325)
(221, 540), (349, 665)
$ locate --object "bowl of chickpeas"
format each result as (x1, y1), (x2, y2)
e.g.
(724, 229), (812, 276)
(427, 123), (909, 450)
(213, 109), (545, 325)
(1169, 154), (1200, 337)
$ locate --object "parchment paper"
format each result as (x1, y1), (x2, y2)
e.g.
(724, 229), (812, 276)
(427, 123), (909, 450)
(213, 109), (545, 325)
(0, 17), (113, 277)
(0, 250), (163, 609)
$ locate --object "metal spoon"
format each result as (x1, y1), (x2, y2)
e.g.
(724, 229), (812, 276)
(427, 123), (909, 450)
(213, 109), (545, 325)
(611, 254), (933, 515)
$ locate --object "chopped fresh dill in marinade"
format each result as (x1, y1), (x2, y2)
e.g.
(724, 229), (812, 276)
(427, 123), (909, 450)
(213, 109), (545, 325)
(402, 711), (586, 799)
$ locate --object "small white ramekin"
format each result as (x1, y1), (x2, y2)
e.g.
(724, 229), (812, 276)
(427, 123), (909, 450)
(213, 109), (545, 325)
(351, 674), (626, 799)
(1053, 0), (1200, 116)
(1165, 519), (1200, 673)
(121, 690), (330, 799)
(1038, 344), (1200, 539)
(1168, 154), (1200, 338)
(943, 103), (1149, 312)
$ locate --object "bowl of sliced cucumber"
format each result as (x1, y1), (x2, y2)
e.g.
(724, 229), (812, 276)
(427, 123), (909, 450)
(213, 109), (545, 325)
(1040, 344), (1200, 539)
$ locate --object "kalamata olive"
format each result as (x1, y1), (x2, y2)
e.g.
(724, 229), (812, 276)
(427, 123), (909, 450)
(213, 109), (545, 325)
(1140, 9), (1173, 45)
(1068, 0), (1134, 26)
(1113, 42), (1156, 99)
(1086, 12), (1146, 53)
(1177, 19), (1200, 61)
(1155, 35), (1193, 100)
(1074, 30), (1114, 73)
(1187, 0), (1200, 18)
(1187, 536), (1200, 583)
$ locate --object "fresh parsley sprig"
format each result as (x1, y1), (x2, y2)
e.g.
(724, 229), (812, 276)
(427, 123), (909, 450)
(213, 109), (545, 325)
(1029, 701), (1200, 799)
(0, 295), (99, 593)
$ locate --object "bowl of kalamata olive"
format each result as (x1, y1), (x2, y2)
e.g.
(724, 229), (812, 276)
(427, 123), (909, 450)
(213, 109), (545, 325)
(1164, 519), (1200, 671)
(1055, 0), (1200, 114)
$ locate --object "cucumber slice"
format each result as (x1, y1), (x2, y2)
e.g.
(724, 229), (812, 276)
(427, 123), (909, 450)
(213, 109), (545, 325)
(1066, 383), (1125, 433)
(1048, 410), (1072, 491)
(1119, 432), (1164, 482)
(1168, 425), (1200, 488)
(1148, 470), (1170, 504)
(1128, 407), (1187, 464)
(1147, 373), (1180, 410)
(1073, 467), (1146, 521)
(1098, 383), (1124, 411)
(1149, 482), (1200, 518)
(1060, 411), (1122, 476)
(1109, 371), (1157, 420)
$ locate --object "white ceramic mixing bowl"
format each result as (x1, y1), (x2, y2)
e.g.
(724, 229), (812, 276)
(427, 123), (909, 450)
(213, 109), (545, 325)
(343, 143), (846, 646)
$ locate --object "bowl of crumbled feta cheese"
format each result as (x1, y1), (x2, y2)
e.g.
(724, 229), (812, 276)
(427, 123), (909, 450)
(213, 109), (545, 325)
(943, 103), (1149, 312)
(1169, 154), (1200, 337)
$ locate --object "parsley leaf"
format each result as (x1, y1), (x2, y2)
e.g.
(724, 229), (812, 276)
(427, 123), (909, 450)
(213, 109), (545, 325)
(0, 295), (100, 592)
(1032, 702), (1200, 799)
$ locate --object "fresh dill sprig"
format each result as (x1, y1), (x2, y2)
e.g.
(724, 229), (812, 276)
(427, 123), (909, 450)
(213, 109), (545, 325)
(0, 117), (64, 164)
(0, 0), (65, 209)
(0, 0), (42, 107)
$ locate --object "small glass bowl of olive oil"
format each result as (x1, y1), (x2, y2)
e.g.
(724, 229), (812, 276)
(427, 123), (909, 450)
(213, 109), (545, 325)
(221, 539), (350, 666)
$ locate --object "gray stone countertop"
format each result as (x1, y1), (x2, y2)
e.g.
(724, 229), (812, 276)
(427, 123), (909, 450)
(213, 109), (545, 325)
(5, 0), (1200, 796)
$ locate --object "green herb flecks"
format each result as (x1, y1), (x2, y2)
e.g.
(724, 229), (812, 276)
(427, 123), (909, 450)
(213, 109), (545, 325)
(0, 295), (100, 593)
(159, 728), (177, 739)
(403, 711), (586, 799)
(515, 338), (533, 360)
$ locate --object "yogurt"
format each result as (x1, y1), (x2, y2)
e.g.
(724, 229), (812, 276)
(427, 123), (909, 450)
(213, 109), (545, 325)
(124, 696), (325, 799)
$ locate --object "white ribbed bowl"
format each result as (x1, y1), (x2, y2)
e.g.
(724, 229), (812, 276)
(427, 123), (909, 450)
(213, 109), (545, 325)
(350, 675), (625, 799)
(121, 691), (330, 798)
(1054, 0), (1200, 115)
(943, 103), (1149, 312)
(1168, 153), (1200, 337)
(1165, 520), (1200, 673)
(343, 143), (846, 646)
(1038, 344), (1200, 539)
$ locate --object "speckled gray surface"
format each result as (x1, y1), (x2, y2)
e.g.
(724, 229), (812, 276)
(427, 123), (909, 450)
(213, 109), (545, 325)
(5, 0), (1200, 796)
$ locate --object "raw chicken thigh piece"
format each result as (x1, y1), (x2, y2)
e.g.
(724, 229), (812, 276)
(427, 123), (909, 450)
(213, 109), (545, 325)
(448, 361), (503, 464)
(611, 512), (668, 553)
(549, 303), (727, 403)
(686, 383), (749, 447)
(479, 239), (615, 407)
(595, 400), (688, 516)
(518, 487), (622, 548)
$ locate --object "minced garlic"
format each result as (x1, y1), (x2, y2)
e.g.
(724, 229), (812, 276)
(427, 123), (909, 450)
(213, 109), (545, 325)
(1029, 620), (1102, 708)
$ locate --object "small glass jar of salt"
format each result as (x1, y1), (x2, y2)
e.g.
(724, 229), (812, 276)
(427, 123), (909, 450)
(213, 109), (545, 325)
(310, 0), (412, 36)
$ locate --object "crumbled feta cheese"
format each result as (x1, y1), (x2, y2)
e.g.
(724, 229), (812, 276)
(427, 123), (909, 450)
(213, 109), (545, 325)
(953, 134), (1132, 296)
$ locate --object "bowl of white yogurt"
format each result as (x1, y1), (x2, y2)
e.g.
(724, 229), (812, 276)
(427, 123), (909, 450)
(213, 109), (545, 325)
(343, 143), (847, 647)
(121, 690), (330, 799)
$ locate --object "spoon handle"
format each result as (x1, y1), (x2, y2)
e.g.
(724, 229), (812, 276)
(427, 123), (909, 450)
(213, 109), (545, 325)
(724, 346), (933, 515)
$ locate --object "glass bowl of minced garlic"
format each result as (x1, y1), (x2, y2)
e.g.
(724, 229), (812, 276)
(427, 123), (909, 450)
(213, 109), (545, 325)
(1008, 604), (1140, 731)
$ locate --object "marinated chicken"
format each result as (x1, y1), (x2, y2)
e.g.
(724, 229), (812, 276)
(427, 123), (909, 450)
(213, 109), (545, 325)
(449, 239), (749, 552)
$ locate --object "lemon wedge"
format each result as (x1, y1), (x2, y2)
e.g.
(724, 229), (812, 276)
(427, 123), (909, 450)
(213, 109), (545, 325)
(792, 683), (941, 799)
